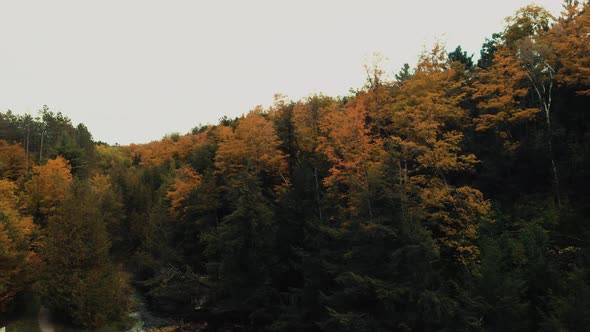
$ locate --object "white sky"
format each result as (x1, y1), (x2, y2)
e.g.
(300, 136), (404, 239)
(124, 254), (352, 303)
(0, 1), (563, 145)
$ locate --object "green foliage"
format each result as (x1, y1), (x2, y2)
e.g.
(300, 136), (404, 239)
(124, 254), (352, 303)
(395, 63), (413, 83)
(0, 106), (96, 175)
(40, 182), (131, 328)
(477, 32), (502, 69)
(448, 45), (474, 70)
(203, 173), (277, 326)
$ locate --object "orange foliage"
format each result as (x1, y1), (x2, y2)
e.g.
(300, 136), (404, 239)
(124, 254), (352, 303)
(24, 156), (73, 216)
(547, 4), (590, 94)
(319, 94), (385, 216)
(472, 47), (540, 141)
(389, 44), (489, 264)
(167, 165), (202, 217)
(390, 44), (475, 175)
(293, 98), (333, 155)
(127, 132), (209, 166)
(0, 140), (27, 180)
(215, 111), (287, 184)
(0, 179), (35, 311)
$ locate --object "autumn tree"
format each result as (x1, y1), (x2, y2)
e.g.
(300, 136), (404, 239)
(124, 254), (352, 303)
(24, 156), (73, 222)
(472, 46), (540, 152)
(292, 95), (335, 220)
(95, 144), (130, 171)
(318, 95), (385, 218)
(214, 109), (288, 183)
(167, 165), (202, 218)
(90, 173), (126, 248)
(203, 110), (288, 325)
(510, 5), (563, 206)
(0, 179), (35, 312)
(503, 5), (553, 47)
(474, 5), (561, 206)
(126, 131), (209, 167)
(0, 140), (26, 181)
(389, 43), (490, 266)
(0, 4), (585, 330)
(548, 2), (590, 94)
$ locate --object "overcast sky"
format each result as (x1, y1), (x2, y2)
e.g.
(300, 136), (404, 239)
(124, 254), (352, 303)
(0, 1), (563, 145)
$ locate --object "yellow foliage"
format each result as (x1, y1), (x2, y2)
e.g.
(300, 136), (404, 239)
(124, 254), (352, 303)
(24, 156), (73, 217)
(420, 180), (491, 265)
(95, 145), (131, 170)
(0, 179), (20, 219)
(292, 97), (335, 155)
(91, 173), (113, 196)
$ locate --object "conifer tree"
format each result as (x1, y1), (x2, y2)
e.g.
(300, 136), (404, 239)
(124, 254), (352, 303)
(41, 182), (130, 328)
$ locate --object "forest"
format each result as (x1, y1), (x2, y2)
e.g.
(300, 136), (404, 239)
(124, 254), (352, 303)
(1, 3), (590, 331)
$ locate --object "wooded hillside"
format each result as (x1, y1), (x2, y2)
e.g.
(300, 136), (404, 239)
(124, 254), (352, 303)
(1, 3), (589, 331)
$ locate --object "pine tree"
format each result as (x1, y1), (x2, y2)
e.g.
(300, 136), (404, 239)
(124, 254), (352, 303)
(40, 181), (130, 328)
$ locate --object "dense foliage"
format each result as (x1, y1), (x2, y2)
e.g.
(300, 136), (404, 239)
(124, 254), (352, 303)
(1, 3), (589, 331)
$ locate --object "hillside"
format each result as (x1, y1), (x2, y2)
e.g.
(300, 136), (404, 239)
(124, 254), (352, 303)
(1, 4), (590, 331)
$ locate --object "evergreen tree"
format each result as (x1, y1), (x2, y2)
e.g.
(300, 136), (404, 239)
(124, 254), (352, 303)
(40, 182), (130, 328)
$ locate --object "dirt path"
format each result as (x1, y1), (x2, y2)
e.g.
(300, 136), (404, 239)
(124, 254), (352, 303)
(38, 306), (55, 332)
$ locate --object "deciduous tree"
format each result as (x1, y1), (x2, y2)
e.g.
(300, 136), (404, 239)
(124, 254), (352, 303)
(0, 179), (35, 311)
(24, 156), (73, 221)
(0, 140), (26, 181)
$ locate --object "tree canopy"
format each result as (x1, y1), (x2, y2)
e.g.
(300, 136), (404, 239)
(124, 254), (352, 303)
(1, 3), (590, 331)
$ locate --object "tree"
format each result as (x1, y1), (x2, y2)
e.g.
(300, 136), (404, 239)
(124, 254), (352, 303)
(318, 94), (385, 218)
(395, 63), (413, 83)
(0, 179), (35, 312)
(292, 95), (335, 220)
(24, 156), (73, 222)
(502, 4), (561, 205)
(204, 174), (277, 326)
(448, 45), (474, 70)
(472, 46), (540, 152)
(95, 144), (131, 172)
(215, 110), (288, 184)
(478, 33), (503, 69)
(503, 5), (553, 48)
(90, 173), (125, 246)
(167, 165), (202, 218)
(204, 110), (289, 326)
(41, 182), (130, 328)
(548, 2), (590, 94)
(389, 43), (490, 265)
(0, 140), (26, 181)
